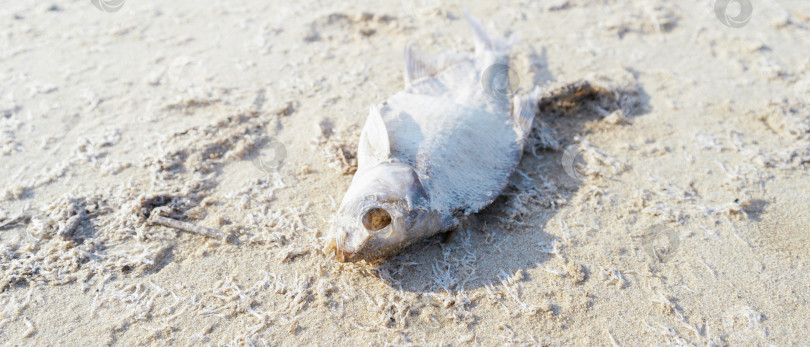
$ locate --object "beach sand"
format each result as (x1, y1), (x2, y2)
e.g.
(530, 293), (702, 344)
(1, 0), (809, 344)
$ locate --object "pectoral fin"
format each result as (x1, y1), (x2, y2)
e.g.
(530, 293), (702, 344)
(357, 106), (391, 169)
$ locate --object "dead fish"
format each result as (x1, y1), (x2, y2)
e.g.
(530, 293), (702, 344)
(324, 14), (540, 262)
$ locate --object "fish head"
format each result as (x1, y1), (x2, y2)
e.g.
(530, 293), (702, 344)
(325, 163), (437, 262)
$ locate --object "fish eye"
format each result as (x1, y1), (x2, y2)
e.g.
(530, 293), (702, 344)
(361, 208), (392, 231)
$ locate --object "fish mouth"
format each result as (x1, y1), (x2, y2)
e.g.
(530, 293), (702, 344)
(324, 242), (362, 263)
(322, 229), (370, 263)
(335, 248), (359, 262)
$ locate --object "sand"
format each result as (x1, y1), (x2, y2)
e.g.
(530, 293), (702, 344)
(1, 0), (809, 345)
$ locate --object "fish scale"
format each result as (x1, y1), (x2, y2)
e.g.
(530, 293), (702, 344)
(382, 93), (520, 213)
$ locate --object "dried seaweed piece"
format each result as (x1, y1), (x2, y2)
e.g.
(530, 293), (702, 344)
(148, 212), (227, 241)
(0, 209), (30, 230)
(57, 208), (86, 239)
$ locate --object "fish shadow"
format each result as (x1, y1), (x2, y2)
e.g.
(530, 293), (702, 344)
(379, 79), (647, 294)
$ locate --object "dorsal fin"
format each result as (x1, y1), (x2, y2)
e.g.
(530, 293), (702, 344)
(463, 11), (494, 56)
(463, 11), (517, 68)
(404, 45), (439, 86)
(403, 44), (471, 87)
(357, 106), (391, 169)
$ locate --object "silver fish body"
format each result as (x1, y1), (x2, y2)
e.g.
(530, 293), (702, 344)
(324, 14), (540, 262)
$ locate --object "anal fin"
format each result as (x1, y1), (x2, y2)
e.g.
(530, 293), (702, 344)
(512, 86), (541, 141)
